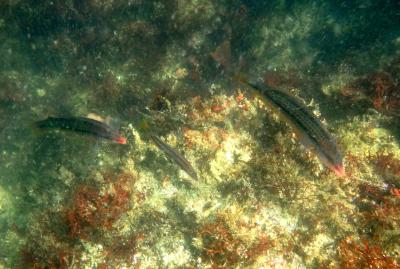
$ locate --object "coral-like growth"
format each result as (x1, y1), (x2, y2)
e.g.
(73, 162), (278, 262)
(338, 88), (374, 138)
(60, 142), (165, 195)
(66, 172), (134, 238)
(198, 216), (273, 268)
(338, 237), (399, 269)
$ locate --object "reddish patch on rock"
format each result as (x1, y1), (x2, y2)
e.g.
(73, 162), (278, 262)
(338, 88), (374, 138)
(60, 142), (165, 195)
(338, 237), (399, 269)
(199, 216), (274, 268)
(342, 72), (400, 115)
(66, 172), (134, 238)
(263, 70), (300, 90)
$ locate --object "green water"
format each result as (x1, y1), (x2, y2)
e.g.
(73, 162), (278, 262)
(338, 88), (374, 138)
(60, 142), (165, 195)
(0, 1), (399, 268)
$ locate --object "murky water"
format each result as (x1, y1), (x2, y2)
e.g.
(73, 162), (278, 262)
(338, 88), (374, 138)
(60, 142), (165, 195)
(0, 1), (399, 268)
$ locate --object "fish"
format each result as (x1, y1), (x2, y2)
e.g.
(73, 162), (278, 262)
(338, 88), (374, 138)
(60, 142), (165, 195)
(148, 132), (198, 180)
(35, 116), (127, 144)
(240, 79), (345, 177)
(133, 108), (198, 180)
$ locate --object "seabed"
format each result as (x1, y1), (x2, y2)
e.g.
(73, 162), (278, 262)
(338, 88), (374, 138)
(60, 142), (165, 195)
(0, 1), (399, 268)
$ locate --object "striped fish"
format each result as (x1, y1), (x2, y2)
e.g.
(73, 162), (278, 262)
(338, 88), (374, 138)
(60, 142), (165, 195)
(241, 80), (345, 177)
(35, 116), (126, 144)
(149, 133), (198, 180)
(136, 111), (198, 180)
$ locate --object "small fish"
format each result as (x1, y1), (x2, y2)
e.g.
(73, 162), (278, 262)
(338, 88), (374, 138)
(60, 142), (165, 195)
(149, 133), (198, 180)
(35, 116), (127, 144)
(134, 109), (198, 180)
(240, 79), (345, 177)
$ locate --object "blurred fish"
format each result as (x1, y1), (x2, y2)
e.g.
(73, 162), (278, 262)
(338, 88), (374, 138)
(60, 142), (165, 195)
(240, 79), (345, 177)
(149, 133), (198, 180)
(35, 116), (127, 144)
(135, 107), (198, 180)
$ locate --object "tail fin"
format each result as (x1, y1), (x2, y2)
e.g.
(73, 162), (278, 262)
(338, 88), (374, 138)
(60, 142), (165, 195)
(30, 119), (45, 137)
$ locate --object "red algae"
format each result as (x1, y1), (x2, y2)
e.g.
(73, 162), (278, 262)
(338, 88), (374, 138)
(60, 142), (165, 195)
(354, 181), (400, 261)
(18, 235), (77, 269)
(198, 216), (273, 268)
(342, 72), (400, 115)
(370, 150), (400, 179)
(358, 181), (400, 222)
(17, 171), (137, 269)
(66, 172), (134, 238)
(102, 233), (144, 267)
(338, 237), (400, 269)
(263, 70), (301, 90)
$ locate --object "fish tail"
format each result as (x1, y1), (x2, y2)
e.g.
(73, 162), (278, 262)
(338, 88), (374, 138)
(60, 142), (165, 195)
(30, 119), (46, 136)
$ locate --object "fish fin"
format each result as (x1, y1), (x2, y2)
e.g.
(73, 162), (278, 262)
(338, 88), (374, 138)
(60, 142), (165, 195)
(86, 113), (126, 143)
(105, 116), (122, 133)
(86, 113), (105, 122)
(86, 113), (121, 130)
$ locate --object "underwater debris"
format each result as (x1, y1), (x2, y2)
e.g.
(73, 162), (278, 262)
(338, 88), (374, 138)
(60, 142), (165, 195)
(240, 79), (344, 177)
(35, 116), (127, 144)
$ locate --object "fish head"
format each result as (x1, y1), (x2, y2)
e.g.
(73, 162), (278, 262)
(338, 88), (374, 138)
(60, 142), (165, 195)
(113, 136), (127, 144)
(315, 147), (346, 177)
(331, 164), (346, 177)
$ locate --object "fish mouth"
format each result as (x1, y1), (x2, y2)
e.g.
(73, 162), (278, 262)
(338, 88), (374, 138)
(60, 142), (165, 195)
(332, 164), (346, 177)
(113, 136), (127, 144)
